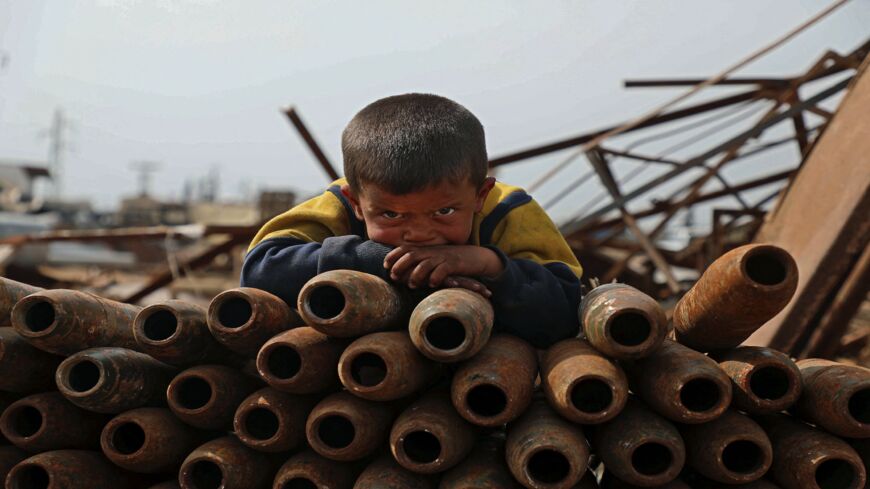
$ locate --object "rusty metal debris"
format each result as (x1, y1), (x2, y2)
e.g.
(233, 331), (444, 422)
(166, 364), (260, 431)
(233, 387), (317, 452)
(306, 391), (393, 461)
(256, 326), (345, 394)
(541, 337), (628, 424)
(0, 392), (108, 452)
(674, 244), (798, 351)
(580, 283), (669, 359)
(353, 454), (438, 489)
(680, 409), (773, 484)
(451, 334), (537, 427)
(409, 288), (494, 362)
(298, 269), (408, 337)
(340, 330), (440, 401)
(207, 287), (302, 355)
(178, 436), (275, 489)
(795, 359), (870, 439)
(133, 300), (232, 367)
(0, 327), (62, 392)
(100, 407), (204, 474)
(273, 449), (358, 489)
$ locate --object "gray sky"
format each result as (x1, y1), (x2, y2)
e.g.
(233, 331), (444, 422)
(1, 0), (868, 223)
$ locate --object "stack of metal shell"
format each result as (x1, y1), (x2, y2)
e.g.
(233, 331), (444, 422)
(0, 242), (867, 489)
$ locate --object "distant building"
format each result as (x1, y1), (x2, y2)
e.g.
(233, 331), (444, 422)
(0, 160), (50, 211)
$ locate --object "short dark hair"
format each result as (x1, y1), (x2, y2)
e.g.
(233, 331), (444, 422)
(342, 93), (487, 194)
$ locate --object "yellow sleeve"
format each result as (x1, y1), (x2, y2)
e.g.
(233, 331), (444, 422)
(489, 198), (583, 278)
(247, 187), (352, 252)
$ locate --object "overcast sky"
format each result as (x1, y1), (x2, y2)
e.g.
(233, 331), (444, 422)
(1, 0), (868, 222)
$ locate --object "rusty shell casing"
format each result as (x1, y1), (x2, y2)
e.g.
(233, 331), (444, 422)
(7, 450), (141, 489)
(272, 450), (358, 489)
(0, 392), (109, 452)
(0, 277), (42, 327)
(133, 300), (234, 367)
(599, 472), (690, 489)
(100, 407), (205, 474)
(757, 414), (866, 489)
(146, 483), (181, 489)
(0, 327), (63, 392)
(438, 435), (522, 489)
(408, 288), (494, 363)
(11, 288), (141, 355)
(166, 364), (261, 430)
(450, 334), (537, 427)
(624, 339), (732, 424)
(0, 445), (28, 484)
(541, 338), (629, 424)
(340, 331), (440, 402)
(390, 389), (476, 474)
(179, 436), (275, 489)
(505, 400), (590, 489)
(716, 346), (803, 414)
(298, 269), (408, 338)
(233, 387), (318, 453)
(795, 358), (870, 438)
(55, 347), (176, 414)
(256, 326), (345, 394)
(700, 481), (782, 489)
(579, 283), (670, 359)
(674, 244), (798, 351)
(680, 409), (772, 484)
(56, 347), (176, 414)
(207, 287), (302, 356)
(594, 400), (686, 487)
(354, 454), (439, 489)
(306, 391), (393, 461)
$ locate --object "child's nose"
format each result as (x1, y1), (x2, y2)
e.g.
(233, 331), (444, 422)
(402, 224), (435, 243)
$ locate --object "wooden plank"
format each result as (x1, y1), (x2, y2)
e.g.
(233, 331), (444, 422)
(745, 59), (870, 352)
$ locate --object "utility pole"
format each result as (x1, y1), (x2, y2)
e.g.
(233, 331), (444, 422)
(129, 161), (161, 198)
(46, 108), (72, 198)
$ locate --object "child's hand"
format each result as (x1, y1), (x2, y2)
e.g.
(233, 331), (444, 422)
(383, 245), (503, 290)
(444, 276), (492, 298)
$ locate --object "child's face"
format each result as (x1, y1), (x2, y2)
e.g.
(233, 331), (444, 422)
(342, 177), (495, 247)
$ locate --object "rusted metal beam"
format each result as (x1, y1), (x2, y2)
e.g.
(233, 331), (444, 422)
(625, 77), (793, 88)
(489, 90), (761, 167)
(284, 107), (340, 181)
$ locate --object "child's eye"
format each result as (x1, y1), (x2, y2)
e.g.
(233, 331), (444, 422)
(435, 207), (455, 216)
(382, 211), (401, 219)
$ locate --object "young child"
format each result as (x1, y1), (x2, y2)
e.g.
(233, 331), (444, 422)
(242, 94), (582, 348)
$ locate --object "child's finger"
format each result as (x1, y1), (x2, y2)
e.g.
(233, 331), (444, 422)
(408, 259), (438, 289)
(383, 246), (410, 268)
(388, 250), (423, 279)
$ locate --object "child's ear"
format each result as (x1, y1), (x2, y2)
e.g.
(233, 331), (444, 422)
(474, 177), (496, 212)
(340, 184), (366, 221)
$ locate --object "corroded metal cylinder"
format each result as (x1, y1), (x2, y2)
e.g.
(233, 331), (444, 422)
(0, 392), (108, 452)
(757, 414), (866, 489)
(438, 435), (521, 489)
(354, 455), (438, 489)
(298, 270), (407, 337)
(339, 331), (440, 402)
(179, 436), (274, 489)
(505, 400), (589, 489)
(541, 338), (629, 424)
(408, 288), (494, 362)
(7, 450), (139, 489)
(207, 287), (302, 355)
(233, 387), (317, 453)
(390, 389), (476, 474)
(450, 334), (536, 427)
(0, 278), (42, 327)
(680, 410), (772, 484)
(624, 340), (732, 424)
(674, 244), (798, 351)
(133, 300), (232, 367)
(272, 450), (358, 489)
(595, 400), (686, 487)
(306, 391), (392, 461)
(147, 483), (181, 489)
(55, 347), (176, 413)
(166, 364), (260, 430)
(599, 472), (690, 488)
(256, 326), (344, 394)
(716, 346), (803, 414)
(795, 359), (870, 438)
(0, 327), (63, 392)
(579, 283), (669, 359)
(11, 289), (141, 354)
(0, 446), (28, 484)
(699, 481), (781, 489)
(100, 407), (205, 474)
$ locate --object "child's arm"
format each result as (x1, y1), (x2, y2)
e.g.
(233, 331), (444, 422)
(241, 187), (392, 307)
(385, 196), (582, 349)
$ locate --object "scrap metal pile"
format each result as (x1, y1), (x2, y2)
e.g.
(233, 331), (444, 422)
(0, 243), (868, 489)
